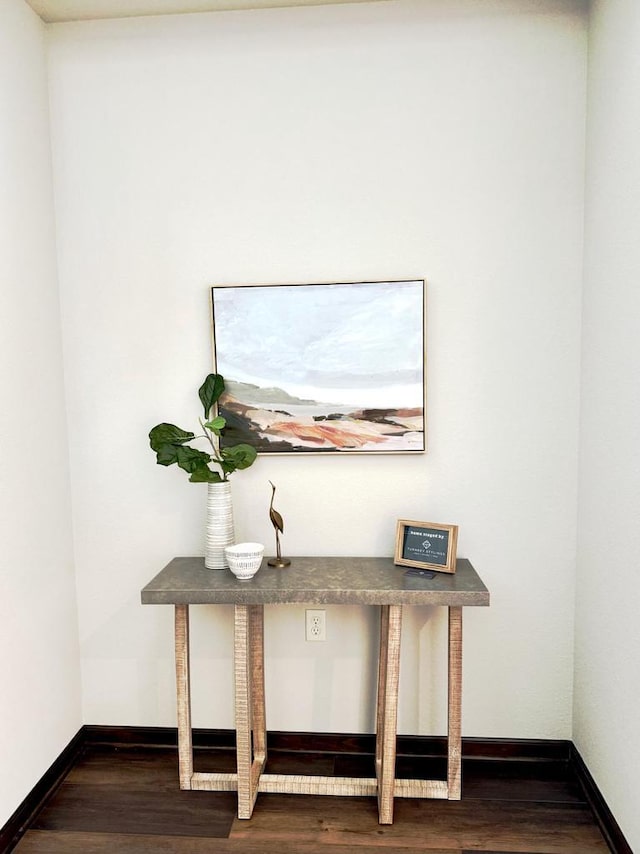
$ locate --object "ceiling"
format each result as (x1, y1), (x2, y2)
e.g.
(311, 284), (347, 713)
(25, 0), (383, 23)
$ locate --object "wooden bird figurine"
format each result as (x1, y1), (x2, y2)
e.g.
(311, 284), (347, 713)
(267, 480), (290, 567)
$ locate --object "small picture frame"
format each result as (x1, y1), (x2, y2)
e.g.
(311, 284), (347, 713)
(394, 519), (459, 574)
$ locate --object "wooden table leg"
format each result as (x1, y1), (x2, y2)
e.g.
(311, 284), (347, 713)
(235, 604), (266, 819)
(447, 605), (463, 800)
(375, 605), (390, 777)
(249, 605), (267, 771)
(234, 604), (253, 818)
(376, 604), (402, 824)
(175, 604), (193, 789)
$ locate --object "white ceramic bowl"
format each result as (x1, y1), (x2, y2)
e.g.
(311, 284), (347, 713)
(225, 542), (264, 581)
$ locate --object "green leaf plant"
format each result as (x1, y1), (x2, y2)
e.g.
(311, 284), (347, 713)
(149, 374), (257, 483)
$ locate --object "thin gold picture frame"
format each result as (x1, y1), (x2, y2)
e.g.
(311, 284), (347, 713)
(209, 280), (427, 456)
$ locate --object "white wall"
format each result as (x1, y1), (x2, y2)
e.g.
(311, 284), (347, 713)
(575, 1), (640, 849)
(0, 0), (81, 827)
(47, 0), (586, 738)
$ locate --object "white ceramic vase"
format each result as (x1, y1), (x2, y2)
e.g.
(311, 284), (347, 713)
(205, 481), (235, 569)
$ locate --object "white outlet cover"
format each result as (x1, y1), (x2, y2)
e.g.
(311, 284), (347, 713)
(305, 609), (326, 641)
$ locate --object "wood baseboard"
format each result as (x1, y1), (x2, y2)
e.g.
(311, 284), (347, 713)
(1, 726), (631, 853)
(84, 724), (573, 761)
(0, 729), (85, 854)
(571, 743), (633, 854)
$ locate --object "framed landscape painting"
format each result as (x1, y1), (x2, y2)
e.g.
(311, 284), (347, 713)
(210, 280), (426, 454)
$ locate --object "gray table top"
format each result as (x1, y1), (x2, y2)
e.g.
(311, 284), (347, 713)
(141, 556), (489, 607)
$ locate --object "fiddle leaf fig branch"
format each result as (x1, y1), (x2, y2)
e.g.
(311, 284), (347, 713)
(198, 373), (225, 418)
(149, 374), (257, 483)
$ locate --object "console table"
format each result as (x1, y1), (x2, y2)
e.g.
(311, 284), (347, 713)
(141, 556), (489, 824)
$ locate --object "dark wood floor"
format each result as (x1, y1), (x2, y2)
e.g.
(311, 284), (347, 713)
(12, 744), (610, 853)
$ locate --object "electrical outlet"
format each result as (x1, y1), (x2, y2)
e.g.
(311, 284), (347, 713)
(305, 609), (326, 641)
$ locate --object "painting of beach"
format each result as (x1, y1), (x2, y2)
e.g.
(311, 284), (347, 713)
(210, 280), (426, 454)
